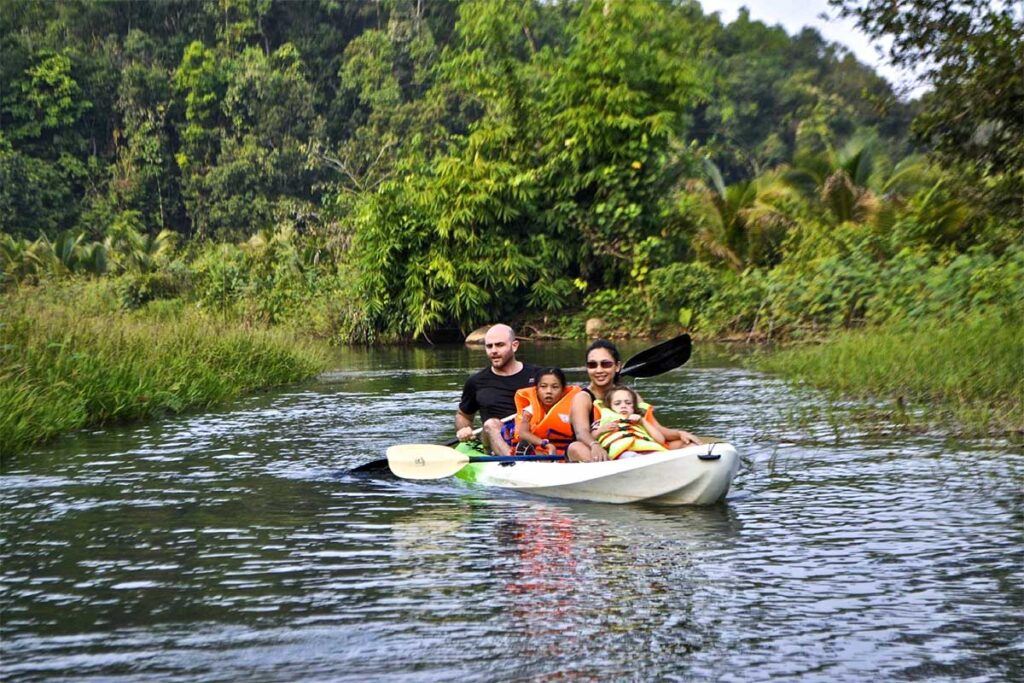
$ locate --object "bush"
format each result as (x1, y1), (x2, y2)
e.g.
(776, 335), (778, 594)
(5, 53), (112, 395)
(116, 267), (190, 309)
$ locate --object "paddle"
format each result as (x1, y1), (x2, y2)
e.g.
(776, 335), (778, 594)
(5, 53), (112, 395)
(349, 415), (514, 474)
(348, 334), (694, 475)
(387, 444), (565, 480)
(619, 333), (691, 378)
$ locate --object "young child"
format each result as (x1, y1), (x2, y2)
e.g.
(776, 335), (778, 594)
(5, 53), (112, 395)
(514, 368), (579, 456)
(591, 385), (667, 459)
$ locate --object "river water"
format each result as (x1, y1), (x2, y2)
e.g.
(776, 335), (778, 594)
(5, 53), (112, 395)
(2, 342), (1022, 682)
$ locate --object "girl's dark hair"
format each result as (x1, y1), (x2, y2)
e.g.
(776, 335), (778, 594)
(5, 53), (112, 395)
(606, 384), (639, 408)
(536, 367), (567, 386)
(586, 339), (620, 362)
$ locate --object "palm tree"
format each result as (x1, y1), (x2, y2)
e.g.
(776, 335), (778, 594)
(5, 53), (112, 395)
(784, 133), (882, 225)
(0, 234), (42, 286)
(690, 160), (796, 272)
(106, 212), (178, 274)
(48, 231), (86, 274)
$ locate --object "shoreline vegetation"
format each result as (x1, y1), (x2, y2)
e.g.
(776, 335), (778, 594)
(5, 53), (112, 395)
(752, 317), (1023, 439)
(0, 282), (326, 460)
(1, 278), (1019, 460)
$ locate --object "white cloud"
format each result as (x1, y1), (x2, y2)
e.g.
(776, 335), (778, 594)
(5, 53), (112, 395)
(698, 0), (928, 98)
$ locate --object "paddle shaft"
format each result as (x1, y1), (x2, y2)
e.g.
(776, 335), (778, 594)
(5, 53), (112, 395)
(467, 454), (565, 463)
(386, 444), (566, 479)
(351, 414), (516, 473)
(443, 413), (515, 446)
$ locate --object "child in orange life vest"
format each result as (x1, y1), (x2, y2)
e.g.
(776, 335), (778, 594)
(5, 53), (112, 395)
(515, 367), (579, 456)
(591, 385), (667, 459)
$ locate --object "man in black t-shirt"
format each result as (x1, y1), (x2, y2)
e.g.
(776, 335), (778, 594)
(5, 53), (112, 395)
(456, 324), (538, 455)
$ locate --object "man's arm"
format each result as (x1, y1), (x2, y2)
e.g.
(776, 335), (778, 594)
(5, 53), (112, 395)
(455, 373), (479, 441)
(455, 410), (476, 441)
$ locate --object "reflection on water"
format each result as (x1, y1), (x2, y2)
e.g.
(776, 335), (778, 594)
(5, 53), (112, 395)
(2, 342), (1022, 681)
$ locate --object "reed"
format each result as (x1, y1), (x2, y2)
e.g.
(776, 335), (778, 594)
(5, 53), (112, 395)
(754, 315), (1024, 436)
(0, 283), (327, 458)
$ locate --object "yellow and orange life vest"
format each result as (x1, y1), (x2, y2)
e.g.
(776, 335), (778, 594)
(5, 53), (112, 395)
(513, 385), (580, 455)
(593, 400), (666, 459)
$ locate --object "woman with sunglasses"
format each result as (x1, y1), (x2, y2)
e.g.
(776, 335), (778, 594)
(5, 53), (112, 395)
(566, 339), (700, 462)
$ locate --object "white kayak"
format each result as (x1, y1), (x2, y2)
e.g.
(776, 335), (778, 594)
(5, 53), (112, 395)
(452, 442), (739, 505)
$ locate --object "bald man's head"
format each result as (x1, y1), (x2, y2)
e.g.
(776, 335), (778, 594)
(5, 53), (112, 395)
(484, 324), (515, 344)
(483, 324), (519, 372)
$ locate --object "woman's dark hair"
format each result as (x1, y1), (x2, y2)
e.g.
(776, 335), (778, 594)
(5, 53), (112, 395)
(536, 367), (567, 386)
(585, 339), (620, 362)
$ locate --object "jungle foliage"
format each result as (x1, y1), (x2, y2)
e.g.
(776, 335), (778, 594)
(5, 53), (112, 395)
(1, 0), (1020, 345)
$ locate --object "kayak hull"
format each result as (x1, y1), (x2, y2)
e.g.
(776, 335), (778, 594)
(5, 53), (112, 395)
(453, 443), (739, 505)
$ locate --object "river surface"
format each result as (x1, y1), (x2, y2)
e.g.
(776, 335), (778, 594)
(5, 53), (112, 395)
(2, 342), (1022, 682)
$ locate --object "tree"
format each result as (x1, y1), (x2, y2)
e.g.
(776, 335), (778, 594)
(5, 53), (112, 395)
(172, 40), (321, 240)
(693, 9), (912, 184)
(538, 0), (706, 282)
(105, 30), (180, 234)
(0, 37), (95, 237)
(829, 0), (1023, 213)
(689, 161), (796, 271)
(785, 133), (885, 226)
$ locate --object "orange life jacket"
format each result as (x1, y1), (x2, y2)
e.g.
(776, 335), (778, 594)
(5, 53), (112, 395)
(513, 385), (581, 455)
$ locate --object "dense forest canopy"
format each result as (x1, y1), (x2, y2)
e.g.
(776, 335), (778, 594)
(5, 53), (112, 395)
(0, 0), (911, 239)
(1, 0), (1020, 343)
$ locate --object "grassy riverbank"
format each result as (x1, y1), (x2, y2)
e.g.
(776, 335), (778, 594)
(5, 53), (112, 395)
(0, 282), (327, 459)
(3, 275), (1018, 459)
(752, 316), (1023, 437)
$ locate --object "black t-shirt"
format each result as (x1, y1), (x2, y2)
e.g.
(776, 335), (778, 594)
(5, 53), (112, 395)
(458, 363), (539, 421)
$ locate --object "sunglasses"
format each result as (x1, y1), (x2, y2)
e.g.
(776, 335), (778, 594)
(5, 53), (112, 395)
(586, 360), (617, 369)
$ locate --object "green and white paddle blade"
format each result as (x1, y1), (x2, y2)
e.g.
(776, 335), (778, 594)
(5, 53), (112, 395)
(386, 444), (471, 480)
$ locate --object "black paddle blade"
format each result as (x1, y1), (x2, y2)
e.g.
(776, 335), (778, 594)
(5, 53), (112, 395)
(349, 458), (390, 475)
(620, 334), (691, 378)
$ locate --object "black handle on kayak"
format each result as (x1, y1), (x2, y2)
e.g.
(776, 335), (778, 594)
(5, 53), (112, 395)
(697, 443), (721, 460)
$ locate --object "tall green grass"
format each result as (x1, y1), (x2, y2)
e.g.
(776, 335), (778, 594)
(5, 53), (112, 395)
(0, 282), (327, 459)
(753, 315), (1023, 436)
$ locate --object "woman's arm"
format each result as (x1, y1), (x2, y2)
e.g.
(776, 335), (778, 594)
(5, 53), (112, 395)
(640, 416), (667, 445)
(646, 411), (700, 447)
(569, 391), (608, 462)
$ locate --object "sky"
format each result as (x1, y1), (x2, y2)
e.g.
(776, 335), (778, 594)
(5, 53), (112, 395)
(697, 0), (928, 98)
